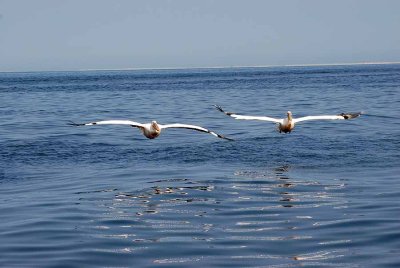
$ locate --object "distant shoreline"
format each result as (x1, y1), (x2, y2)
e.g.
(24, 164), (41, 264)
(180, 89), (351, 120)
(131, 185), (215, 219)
(1, 61), (400, 73)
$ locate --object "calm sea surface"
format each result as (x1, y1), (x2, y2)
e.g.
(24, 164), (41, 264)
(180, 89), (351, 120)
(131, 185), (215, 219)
(1, 65), (399, 267)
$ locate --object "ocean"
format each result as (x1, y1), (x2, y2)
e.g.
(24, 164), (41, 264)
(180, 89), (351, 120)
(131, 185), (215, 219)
(1, 64), (399, 267)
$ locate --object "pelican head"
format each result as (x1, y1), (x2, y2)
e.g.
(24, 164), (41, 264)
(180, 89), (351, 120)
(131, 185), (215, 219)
(287, 111), (292, 120)
(151, 121), (160, 131)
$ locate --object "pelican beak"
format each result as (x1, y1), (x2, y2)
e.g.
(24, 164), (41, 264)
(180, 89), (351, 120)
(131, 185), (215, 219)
(151, 121), (160, 131)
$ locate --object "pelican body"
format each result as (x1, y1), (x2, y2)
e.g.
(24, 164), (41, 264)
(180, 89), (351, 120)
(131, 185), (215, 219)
(141, 121), (161, 139)
(279, 111), (295, 133)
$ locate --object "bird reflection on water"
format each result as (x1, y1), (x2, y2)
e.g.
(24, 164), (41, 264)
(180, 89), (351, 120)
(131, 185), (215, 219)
(76, 165), (351, 266)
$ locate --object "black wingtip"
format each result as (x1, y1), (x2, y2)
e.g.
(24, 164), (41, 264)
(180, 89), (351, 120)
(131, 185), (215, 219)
(214, 105), (234, 116)
(339, 112), (362, 120)
(208, 128), (235, 141)
(67, 121), (85, 126)
(219, 134), (235, 141)
(214, 104), (224, 113)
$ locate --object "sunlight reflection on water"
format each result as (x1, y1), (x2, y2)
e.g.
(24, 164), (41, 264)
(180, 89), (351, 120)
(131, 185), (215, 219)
(77, 165), (354, 266)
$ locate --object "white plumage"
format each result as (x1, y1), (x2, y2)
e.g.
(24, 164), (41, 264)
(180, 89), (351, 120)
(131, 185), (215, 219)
(215, 105), (361, 133)
(69, 120), (233, 140)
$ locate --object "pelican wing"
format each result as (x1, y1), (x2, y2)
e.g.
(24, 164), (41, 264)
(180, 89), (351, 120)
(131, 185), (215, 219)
(293, 112), (361, 123)
(68, 120), (145, 128)
(159, 123), (233, 140)
(215, 105), (282, 123)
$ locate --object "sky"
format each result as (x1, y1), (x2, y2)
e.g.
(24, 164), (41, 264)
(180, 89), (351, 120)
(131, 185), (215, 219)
(1, 0), (400, 72)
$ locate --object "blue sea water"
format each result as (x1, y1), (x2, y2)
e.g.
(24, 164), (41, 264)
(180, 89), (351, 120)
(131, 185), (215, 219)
(1, 64), (399, 267)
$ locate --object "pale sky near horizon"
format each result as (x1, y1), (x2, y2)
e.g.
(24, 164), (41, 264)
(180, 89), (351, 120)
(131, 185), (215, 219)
(1, 0), (399, 72)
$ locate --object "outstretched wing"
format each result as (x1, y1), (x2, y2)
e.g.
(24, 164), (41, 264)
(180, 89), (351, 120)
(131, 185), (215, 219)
(293, 112), (362, 123)
(159, 123), (233, 141)
(214, 105), (283, 123)
(68, 120), (145, 128)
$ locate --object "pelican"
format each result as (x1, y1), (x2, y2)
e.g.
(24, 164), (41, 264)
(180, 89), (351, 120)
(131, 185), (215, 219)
(69, 120), (233, 140)
(215, 105), (361, 133)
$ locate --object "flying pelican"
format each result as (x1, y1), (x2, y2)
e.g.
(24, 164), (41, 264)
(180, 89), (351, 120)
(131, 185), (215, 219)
(69, 120), (233, 140)
(215, 105), (361, 133)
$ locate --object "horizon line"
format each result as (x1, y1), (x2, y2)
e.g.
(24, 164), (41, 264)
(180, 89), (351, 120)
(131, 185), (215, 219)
(1, 61), (400, 73)
(81, 61), (400, 72)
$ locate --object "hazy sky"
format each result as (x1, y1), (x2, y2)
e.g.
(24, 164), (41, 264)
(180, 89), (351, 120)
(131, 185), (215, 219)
(1, 0), (399, 72)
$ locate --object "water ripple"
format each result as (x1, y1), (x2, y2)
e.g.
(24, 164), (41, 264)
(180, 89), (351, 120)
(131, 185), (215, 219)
(1, 65), (400, 267)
